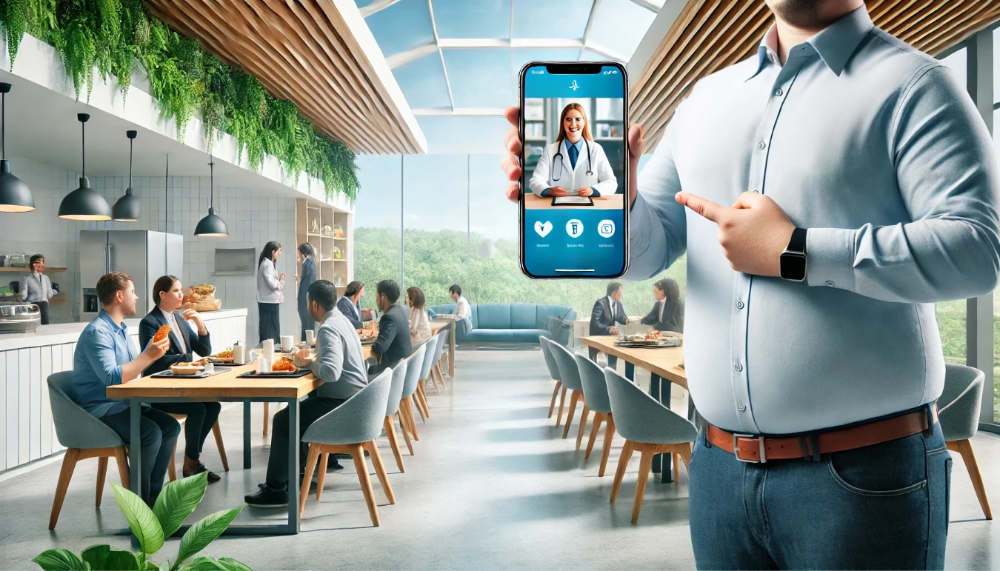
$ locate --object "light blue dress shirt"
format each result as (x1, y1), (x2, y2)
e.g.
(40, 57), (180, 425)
(628, 7), (1000, 435)
(71, 310), (139, 417)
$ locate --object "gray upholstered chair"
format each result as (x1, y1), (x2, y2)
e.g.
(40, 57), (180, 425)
(300, 370), (395, 526)
(548, 341), (586, 440)
(47, 371), (130, 530)
(939, 364), (991, 520)
(413, 337), (437, 418)
(399, 345), (427, 441)
(605, 367), (697, 524)
(540, 337), (567, 426)
(384, 362), (409, 471)
(575, 354), (616, 476)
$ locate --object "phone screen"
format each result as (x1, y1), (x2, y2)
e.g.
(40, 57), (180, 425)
(519, 62), (628, 279)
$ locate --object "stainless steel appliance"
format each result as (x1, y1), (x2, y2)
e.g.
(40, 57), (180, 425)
(80, 231), (184, 320)
(0, 301), (41, 333)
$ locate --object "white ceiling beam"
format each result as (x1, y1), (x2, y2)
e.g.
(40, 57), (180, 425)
(386, 42), (438, 68)
(412, 108), (507, 116)
(630, 0), (664, 11)
(579, 0), (602, 60)
(426, 0), (455, 111)
(627, 0), (686, 77)
(360, 0), (401, 18)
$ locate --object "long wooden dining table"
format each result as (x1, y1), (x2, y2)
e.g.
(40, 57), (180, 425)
(578, 335), (687, 483)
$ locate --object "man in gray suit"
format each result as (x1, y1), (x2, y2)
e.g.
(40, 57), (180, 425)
(589, 282), (627, 369)
(245, 279), (368, 507)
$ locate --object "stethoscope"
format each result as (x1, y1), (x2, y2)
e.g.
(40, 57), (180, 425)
(551, 138), (593, 181)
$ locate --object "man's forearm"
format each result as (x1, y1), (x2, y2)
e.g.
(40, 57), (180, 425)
(120, 353), (155, 382)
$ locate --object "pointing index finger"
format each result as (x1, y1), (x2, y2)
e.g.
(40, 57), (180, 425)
(676, 192), (725, 223)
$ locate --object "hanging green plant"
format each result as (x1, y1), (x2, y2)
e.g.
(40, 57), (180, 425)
(0, 0), (359, 202)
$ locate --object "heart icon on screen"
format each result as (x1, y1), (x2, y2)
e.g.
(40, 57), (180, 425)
(534, 221), (553, 237)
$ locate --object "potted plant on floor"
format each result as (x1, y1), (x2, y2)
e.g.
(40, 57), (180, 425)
(32, 472), (250, 571)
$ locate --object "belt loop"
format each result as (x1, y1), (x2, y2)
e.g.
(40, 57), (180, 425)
(798, 436), (811, 461)
(923, 403), (936, 438)
(810, 433), (821, 462)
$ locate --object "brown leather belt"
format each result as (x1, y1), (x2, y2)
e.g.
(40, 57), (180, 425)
(707, 405), (937, 463)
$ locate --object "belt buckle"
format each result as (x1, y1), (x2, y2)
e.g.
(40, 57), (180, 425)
(733, 433), (767, 463)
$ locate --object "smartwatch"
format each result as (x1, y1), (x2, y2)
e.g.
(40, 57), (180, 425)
(780, 227), (807, 281)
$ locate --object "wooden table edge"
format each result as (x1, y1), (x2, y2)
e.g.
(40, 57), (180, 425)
(579, 335), (687, 389)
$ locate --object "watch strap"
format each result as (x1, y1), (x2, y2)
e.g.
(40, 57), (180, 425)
(786, 227), (807, 254)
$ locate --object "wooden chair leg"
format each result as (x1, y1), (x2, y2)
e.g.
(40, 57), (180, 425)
(416, 382), (431, 418)
(299, 444), (321, 516)
(598, 414), (616, 477)
(95, 456), (109, 508)
(50, 448), (81, 530)
(586, 413), (605, 459)
(610, 440), (634, 503)
(562, 391), (581, 439)
(167, 440), (179, 482)
(403, 398), (420, 441)
(316, 453), (330, 501)
(414, 388), (428, 422)
(114, 446), (130, 489)
(397, 413), (414, 455)
(384, 417), (405, 472)
(350, 444), (380, 527)
(576, 403), (591, 450)
(212, 421), (229, 472)
(673, 453), (680, 483)
(949, 439), (992, 520)
(365, 441), (396, 504)
(632, 448), (655, 524)
(263, 402), (269, 438)
(556, 386), (568, 427)
(548, 381), (562, 418)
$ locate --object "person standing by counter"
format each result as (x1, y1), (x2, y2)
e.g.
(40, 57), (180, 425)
(296, 243), (317, 341)
(139, 275), (221, 483)
(256, 241), (285, 345)
(21, 255), (57, 325)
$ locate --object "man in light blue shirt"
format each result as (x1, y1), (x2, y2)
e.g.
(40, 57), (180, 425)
(502, 1), (1000, 567)
(71, 271), (176, 505)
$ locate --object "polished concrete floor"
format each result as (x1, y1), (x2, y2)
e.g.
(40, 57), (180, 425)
(1, 349), (999, 569)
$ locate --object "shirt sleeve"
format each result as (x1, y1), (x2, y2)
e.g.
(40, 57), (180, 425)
(806, 65), (1000, 302)
(311, 326), (344, 382)
(626, 113), (688, 280)
(261, 261), (283, 292)
(371, 315), (397, 357)
(82, 328), (124, 387)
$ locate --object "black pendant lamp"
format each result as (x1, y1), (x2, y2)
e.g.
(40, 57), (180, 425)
(0, 83), (34, 212)
(112, 130), (140, 221)
(194, 158), (228, 237)
(58, 113), (111, 220)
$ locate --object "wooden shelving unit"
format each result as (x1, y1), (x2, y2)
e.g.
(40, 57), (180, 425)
(295, 198), (353, 300)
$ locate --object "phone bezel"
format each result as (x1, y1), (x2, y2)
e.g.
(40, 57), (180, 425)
(517, 61), (630, 280)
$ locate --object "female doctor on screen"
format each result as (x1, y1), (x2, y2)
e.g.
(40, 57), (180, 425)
(528, 103), (618, 198)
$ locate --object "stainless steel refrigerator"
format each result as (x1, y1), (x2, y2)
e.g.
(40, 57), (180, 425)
(80, 231), (184, 320)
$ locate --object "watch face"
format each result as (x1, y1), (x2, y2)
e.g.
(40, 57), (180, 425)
(780, 253), (807, 281)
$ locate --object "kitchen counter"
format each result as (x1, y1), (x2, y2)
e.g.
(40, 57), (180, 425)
(0, 308), (248, 472)
(0, 308), (248, 352)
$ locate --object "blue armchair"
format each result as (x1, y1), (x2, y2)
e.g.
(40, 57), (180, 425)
(426, 303), (577, 347)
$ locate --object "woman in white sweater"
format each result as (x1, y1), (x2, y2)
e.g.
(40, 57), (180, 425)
(256, 241), (285, 345)
(406, 286), (432, 344)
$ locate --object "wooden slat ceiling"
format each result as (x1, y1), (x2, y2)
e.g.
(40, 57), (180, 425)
(631, 0), (1000, 149)
(143, 0), (426, 155)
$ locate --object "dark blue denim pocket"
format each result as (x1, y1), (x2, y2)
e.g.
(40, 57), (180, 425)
(827, 432), (928, 496)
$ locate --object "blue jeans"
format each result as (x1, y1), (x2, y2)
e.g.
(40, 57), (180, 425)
(689, 417), (951, 570)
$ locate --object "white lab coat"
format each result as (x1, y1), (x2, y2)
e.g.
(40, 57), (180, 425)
(528, 139), (618, 197)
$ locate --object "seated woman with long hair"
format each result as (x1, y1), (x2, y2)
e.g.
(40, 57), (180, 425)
(407, 286), (432, 344)
(138, 275), (222, 483)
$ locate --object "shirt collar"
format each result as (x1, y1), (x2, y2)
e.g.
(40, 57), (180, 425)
(564, 139), (584, 153)
(746, 6), (873, 81)
(98, 309), (126, 334)
(159, 306), (175, 323)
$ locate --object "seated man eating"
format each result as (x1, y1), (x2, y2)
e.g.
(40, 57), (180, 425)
(70, 271), (177, 506)
(245, 280), (369, 507)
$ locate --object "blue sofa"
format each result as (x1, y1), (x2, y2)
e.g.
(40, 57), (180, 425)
(426, 303), (576, 346)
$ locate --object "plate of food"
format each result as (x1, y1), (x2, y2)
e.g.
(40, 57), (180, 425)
(168, 361), (205, 376)
(616, 329), (682, 348)
(238, 356), (310, 378)
(208, 349), (235, 364)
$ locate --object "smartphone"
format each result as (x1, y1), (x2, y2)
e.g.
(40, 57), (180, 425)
(518, 61), (629, 279)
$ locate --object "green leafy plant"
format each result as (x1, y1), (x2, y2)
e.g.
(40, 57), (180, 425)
(32, 472), (250, 571)
(0, 0), (358, 202)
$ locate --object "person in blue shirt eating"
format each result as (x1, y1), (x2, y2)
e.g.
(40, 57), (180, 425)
(70, 271), (177, 506)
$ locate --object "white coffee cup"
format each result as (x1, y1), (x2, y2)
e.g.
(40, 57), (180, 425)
(262, 339), (274, 361)
(305, 330), (315, 347)
(234, 348), (245, 365)
(281, 335), (294, 353)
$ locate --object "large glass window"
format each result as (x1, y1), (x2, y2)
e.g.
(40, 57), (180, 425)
(354, 155), (403, 310)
